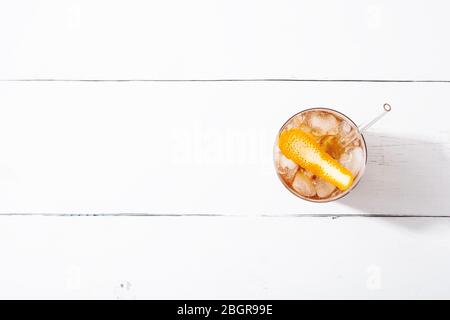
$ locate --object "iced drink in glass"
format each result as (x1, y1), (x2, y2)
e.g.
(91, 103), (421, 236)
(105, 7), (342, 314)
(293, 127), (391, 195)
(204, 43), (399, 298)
(274, 108), (367, 202)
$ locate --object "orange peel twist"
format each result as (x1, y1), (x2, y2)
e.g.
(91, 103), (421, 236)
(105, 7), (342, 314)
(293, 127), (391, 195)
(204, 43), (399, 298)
(278, 128), (354, 191)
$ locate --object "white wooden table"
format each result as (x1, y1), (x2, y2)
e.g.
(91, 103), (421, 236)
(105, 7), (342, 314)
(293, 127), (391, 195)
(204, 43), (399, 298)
(1, 0), (450, 299)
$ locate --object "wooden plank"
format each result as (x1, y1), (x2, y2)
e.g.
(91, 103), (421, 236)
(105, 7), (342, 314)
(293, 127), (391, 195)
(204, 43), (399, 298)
(1, 0), (449, 80)
(0, 81), (448, 215)
(0, 215), (449, 299)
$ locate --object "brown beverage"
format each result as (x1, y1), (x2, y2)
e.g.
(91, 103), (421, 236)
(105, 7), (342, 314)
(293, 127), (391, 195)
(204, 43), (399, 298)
(274, 108), (367, 202)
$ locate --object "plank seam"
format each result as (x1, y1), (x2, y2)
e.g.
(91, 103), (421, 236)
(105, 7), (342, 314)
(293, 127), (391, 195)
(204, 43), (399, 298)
(1, 79), (450, 83)
(0, 213), (448, 218)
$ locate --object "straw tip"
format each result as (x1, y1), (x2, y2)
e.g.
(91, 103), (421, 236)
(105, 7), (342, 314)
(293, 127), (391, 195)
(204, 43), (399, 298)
(383, 103), (392, 112)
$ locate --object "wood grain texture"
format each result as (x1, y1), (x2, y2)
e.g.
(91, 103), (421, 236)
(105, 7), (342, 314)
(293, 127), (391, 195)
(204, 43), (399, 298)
(1, 0), (449, 80)
(1, 215), (449, 299)
(1, 0), (450, 301)
(0, 81), (448, 215)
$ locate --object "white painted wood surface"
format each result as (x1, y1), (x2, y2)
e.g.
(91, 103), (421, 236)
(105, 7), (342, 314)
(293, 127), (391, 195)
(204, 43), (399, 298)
(0, 82), (449, 215)
(1, 0), (450, 299)
(1, 0), (449, 80)
(1, 216), (450, 299)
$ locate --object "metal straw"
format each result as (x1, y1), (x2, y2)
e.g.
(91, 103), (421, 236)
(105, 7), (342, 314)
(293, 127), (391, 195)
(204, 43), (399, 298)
(341, 103), (392, 147)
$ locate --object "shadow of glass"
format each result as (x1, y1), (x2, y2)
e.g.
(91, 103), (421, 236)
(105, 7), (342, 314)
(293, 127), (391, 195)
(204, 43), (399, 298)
(340, 132), (450, 216)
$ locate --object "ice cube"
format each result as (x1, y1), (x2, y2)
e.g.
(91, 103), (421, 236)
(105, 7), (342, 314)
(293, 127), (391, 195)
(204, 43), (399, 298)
(285, 114), (304, 130)
(340, 147), (364, 176)
(339, 121), (352, 136)
(275, 149), (298, 183)
(292, 170), (316, 197)
(308, 112), (339, 135)
(315, 178), (336, 198)
(303, 169), (315, 179)
(298, 123), (312, 134)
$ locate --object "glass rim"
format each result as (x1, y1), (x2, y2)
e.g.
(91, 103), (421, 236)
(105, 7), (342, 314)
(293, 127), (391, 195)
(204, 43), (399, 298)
(274, 107), (368, 203)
